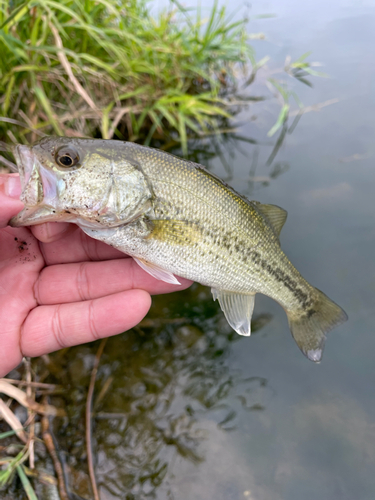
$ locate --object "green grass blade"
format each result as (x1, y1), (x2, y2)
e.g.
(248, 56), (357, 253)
(292, 51), (312, 64)
(101, 102), (114, 139)
(0, 429), (18, 440)
(267, 104), (289, 137)
(144, 110), (162, 146)
(0, 1), (31, 30)
(33, 84), (63, 135)
(2, 74), (15, 115)
(117, 86), (152, 101)
(178, 114), (188, 155)
(0, 448), (27, 487)
(268, 78), (289, 102)
(16, 465), (39, 500)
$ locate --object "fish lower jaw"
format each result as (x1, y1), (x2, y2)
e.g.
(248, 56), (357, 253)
(10, 205), (72, 227)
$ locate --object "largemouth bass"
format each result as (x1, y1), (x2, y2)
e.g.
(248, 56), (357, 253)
(10, 137), (347, 362)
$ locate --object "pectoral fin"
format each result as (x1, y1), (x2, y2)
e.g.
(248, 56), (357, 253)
(212, 289), (256, 336)
(133, 257), (181, 285)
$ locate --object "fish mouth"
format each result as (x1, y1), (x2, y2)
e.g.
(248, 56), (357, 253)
(13, 144), (34, 190)
(10, 144), (67, 227)
(10, 205), (63, 227)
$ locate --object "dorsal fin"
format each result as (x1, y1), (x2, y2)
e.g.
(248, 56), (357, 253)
(255, 203), (287, 238)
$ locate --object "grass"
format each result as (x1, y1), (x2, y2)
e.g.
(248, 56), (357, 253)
(0, 373), (65, 500)
(0, 0), (321, 156)
(0, 0), (255, 154)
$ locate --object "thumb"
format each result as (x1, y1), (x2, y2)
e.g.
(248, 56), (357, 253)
(0, 174), (24, 228)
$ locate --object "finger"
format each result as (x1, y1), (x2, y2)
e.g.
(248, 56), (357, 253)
(31, 222), (72, 243)
(35, 257), (193, 305)
(38, 224), (125, 265)
(0, 330), (23, 378)
(0, 195), (24, 228)
(0, 175), (24, 228)
(21, 290), (152, 357)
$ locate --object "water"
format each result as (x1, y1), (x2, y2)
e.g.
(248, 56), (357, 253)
(11, 2), (375, 499)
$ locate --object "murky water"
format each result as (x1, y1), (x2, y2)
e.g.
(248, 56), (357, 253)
(8, 2), (375, 499)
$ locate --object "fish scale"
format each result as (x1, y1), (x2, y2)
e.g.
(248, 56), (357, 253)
(10, 137), (348, 362)
(124, 145), (307, 303)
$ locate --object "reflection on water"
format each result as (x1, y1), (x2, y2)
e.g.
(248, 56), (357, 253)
(43, 285), (273, 499)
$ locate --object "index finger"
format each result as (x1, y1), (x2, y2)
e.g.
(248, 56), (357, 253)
(21, 289), (152, 358)
(36, 224), (125, 265)
(35, 257), (193, 305)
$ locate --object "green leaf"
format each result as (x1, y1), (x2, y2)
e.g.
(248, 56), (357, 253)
(303, 67), (328, 78)
(12, 65), (51, 73)
(0, 1), (32, 30)
(178, 114), (188, 156)
(117, 86), (152, 101)
(292, 51), (312, 64)
(0, 429), (18, 440)
(2, 74), (15, 115)
(0, 448), (27, 487)
(268, 78), (289, 102)
(267, 104), (289, 137)
(0, 31), (28, 61)
(101, 102), (114, 139)
(33, 84), (63, 135)
(16, 465), (38, 500)
(155, 104), (178, 129)
(144, 109), (162, 146)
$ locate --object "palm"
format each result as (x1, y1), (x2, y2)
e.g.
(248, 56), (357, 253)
(0, 215), (191, 378)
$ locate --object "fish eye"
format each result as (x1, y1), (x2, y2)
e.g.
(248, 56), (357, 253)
(55, 147), (80, 168)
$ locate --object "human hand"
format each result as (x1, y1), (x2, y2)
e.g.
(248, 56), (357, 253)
(0, 174), (192, 378)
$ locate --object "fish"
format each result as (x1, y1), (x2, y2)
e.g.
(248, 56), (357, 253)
(10, 136), (348, 362)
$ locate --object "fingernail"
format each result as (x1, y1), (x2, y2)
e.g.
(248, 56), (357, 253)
(2, 174), (22, 199)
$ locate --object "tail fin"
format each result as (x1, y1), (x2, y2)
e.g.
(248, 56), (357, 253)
(287, 288), (348, 363)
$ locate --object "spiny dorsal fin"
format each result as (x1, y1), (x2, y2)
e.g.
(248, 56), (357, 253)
(212, 289), (256, 336)
(255, 203), (287, 238)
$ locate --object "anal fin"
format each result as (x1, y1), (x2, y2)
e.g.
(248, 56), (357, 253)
(134, 257), (181, 285)
(212, 289), (255, 336)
